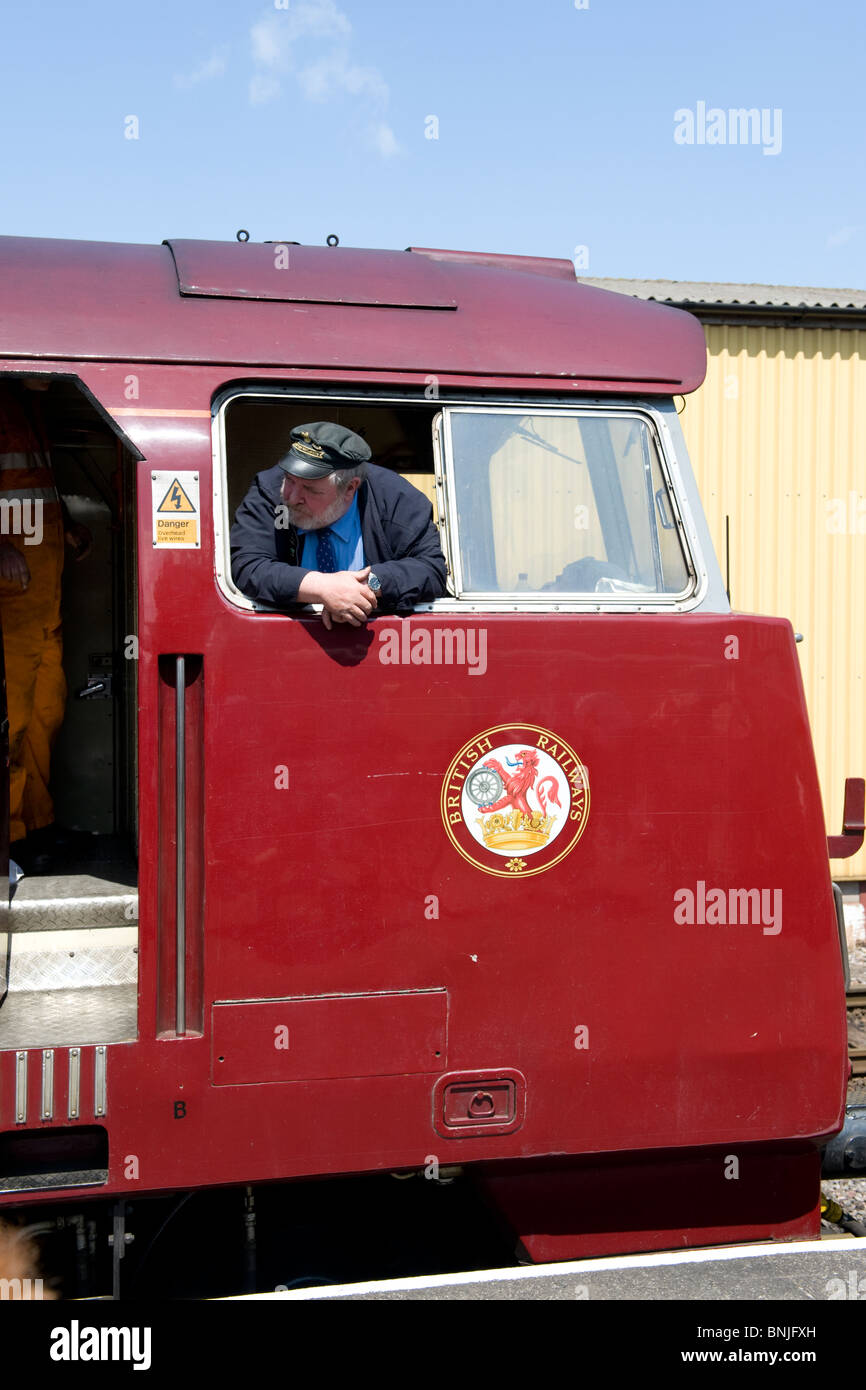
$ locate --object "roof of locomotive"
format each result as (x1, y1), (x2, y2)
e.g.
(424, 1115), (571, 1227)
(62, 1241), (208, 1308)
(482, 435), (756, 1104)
(0, 236), (707, 394)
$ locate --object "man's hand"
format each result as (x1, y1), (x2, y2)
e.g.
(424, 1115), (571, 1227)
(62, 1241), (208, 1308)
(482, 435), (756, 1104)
(0, 542), (30, 590)
(297, 566), (378, 629)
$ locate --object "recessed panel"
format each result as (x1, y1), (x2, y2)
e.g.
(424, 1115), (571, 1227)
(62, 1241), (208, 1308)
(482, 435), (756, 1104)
(211, 989), (447, 1085)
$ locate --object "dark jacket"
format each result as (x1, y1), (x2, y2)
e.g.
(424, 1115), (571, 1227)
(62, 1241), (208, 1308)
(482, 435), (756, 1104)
(230, 463), (448, 610)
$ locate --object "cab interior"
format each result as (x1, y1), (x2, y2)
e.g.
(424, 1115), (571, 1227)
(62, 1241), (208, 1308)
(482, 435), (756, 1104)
(225, 393), (439, 520)
(0, 373), (139, 1051)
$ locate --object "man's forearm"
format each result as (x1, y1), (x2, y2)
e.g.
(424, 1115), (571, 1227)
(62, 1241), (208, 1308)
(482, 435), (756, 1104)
(296, 571), (325, 603)
(231, 551), (310, 606)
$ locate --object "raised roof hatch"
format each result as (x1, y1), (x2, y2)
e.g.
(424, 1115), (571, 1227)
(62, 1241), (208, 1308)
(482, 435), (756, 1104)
(164, 240), (458, 309)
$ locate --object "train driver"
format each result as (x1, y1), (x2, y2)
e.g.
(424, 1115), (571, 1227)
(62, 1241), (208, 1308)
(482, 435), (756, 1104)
(230, 421), (447, 627)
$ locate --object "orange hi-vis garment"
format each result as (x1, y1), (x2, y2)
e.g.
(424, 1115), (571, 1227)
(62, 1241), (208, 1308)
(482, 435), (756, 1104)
(0, 382), (66, 841)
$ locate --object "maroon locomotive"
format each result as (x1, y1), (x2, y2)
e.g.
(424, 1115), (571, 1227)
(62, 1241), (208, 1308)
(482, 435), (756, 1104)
(0, 235), (855, 1287)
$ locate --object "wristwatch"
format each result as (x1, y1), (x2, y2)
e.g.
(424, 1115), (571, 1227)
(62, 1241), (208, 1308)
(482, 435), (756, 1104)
(368, 572), (381, 592)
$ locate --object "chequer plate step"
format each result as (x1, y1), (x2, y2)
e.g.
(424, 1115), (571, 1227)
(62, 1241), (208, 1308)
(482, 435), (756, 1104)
(0, 984), (137, 1049)
(10, 873), (138, 932)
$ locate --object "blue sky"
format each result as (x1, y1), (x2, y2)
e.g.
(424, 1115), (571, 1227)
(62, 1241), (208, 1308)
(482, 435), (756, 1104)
(1, 0), (863, 287)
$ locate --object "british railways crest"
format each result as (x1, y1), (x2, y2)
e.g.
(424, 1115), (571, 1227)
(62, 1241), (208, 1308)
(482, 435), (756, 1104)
(441, 725), (590, 878)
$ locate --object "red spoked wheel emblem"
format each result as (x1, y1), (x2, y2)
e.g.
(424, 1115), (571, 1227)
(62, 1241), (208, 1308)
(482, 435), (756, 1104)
(440, 724), (590, 878)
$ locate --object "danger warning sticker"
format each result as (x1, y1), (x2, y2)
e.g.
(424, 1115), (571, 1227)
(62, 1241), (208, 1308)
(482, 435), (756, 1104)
(151, 471), (201, 549)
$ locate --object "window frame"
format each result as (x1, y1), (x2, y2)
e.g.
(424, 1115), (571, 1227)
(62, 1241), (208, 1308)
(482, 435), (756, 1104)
(433, 403), (705, 612)
(213, 384), (452, 613)
(212, 385), (710, 615)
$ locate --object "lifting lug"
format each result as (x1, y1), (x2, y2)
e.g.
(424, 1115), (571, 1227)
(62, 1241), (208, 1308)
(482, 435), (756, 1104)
(828, 778), (865, 859)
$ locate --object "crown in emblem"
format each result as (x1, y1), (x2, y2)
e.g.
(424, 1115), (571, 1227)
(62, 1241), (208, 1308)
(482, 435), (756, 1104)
(478, 809), (555, 852)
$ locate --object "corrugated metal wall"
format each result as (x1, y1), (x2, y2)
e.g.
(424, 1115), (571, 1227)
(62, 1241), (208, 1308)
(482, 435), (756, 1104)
(680, 324), (866, 879)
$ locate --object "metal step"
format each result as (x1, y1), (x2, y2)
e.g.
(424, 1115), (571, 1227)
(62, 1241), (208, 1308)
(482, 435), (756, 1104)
(5, 927), (137, 992)
(1, 1169), (109, 1194)
(0, 873), (139, 1047)
(0, 980), (137, 1049)
(10, 873), (138, 932)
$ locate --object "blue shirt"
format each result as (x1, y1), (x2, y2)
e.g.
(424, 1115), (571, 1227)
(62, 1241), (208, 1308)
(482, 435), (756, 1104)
(297, 494), (365, 573)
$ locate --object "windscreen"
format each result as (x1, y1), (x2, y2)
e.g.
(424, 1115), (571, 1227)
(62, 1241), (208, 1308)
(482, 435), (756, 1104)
(446, 410), (691, 596)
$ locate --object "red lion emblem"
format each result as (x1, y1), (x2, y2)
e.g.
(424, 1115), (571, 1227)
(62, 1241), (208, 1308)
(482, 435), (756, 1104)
(480, 748), (562, 819)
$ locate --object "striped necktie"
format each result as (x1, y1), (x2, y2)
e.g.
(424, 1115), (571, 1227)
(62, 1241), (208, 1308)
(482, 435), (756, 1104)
(316, 527), (337, 573)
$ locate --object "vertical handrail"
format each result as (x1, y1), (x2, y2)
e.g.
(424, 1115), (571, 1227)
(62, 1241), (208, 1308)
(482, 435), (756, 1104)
(175, 655), (186, 1035)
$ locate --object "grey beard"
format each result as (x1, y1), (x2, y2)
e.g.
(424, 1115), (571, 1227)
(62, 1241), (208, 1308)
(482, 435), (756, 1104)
(284, 489), (351, 531)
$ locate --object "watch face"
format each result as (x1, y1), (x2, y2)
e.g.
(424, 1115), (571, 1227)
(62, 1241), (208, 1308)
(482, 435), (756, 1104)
(368, 573), (381, 591)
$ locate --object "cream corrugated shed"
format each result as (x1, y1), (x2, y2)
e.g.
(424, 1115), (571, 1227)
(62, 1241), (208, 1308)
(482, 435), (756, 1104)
(580, 279), (866, 311)
(583, 279), (866, 881)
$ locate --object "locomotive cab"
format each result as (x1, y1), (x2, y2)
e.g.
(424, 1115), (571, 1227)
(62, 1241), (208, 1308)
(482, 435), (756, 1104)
(0, 237), (852, 1283)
